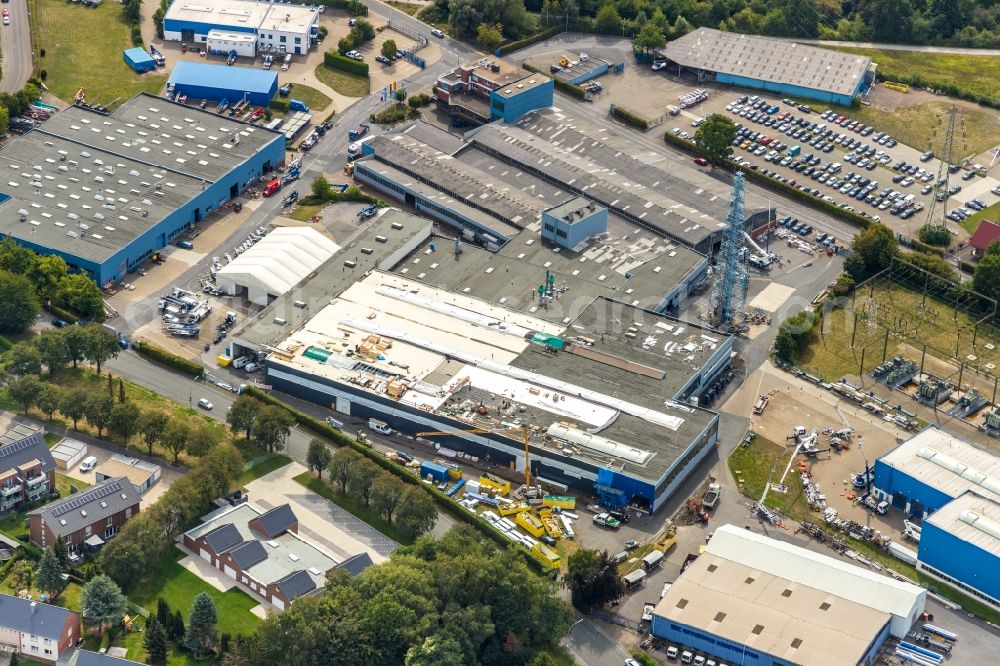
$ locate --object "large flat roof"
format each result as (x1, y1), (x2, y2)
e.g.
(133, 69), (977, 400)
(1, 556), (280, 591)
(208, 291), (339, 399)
(878, 426), (1000, 503)
(270, 270), (716, 483)
(926, 491), (1000, 559)
(658, 546), (889, 666)
(168, 61), (278, 95)
(165, 0), (317, 32)
(660, 28), (871, 97)
(0, 94), (281, 266)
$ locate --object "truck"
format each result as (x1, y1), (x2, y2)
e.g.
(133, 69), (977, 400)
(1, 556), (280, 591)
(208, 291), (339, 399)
(702, 483), (721, 511)
(262, 178), (281, 197)
(282, 167), (300, 185)
(348, 123), (370, 141)
(357, 204), (377, 220)
(863, 495), (889, 515)
(753, 395), (769, 415)
(592, 513), (621, 529)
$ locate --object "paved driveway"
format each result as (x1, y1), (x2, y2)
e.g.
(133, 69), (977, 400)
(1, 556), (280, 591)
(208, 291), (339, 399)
(245, 462), (398, 563)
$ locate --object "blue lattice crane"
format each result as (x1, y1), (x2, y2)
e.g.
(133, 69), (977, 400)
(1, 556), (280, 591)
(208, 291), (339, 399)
(710, 172), (750, 332)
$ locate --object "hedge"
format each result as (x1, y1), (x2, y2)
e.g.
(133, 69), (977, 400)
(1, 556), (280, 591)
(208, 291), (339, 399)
(269, 98), (290, 113)
(521, 63), (586, 99)
(43, 302), (78, 324)
(497, 27), (562, 55)
(662, 131), (874, 231)
(611, 104), (652, 131)
(243, 387), (545, 570)
(132, 340), (204, 377)
(324, 51), (369, 77)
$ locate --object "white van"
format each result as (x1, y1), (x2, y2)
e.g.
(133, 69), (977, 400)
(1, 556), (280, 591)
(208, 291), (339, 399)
(368, 418), (393, 435)
(681, 651), (693, 664)
(79, 456), (98, 473)
(232, 356), (249, 369)
(244, 362), (261, 373)
(325, 416), (344, 430)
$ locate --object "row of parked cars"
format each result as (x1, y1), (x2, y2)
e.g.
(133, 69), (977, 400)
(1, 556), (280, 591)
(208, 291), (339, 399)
(375, 48), (406, 65)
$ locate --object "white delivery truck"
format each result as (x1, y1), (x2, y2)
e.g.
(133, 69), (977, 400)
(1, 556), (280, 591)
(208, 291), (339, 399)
(368, 418), (393, 435)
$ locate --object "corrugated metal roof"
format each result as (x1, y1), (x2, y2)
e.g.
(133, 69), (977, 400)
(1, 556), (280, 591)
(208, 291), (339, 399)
(925, 490), (1000, 558)
(660, 28), (870, 97)
(168, 61), (277, 95)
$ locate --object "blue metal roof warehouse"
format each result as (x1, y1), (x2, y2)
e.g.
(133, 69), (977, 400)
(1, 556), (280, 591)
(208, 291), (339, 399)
(658, 28), (874, 106)
(168, 61), (278, 106)
(0, 93), (285, 286)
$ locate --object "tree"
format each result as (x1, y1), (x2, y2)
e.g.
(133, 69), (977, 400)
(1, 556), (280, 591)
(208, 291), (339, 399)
(905, 251), (956, 282)
(331, 447), (359, 494)
(694, 114), (737, 166)
(138, 409), (168, 456)
(185, 591), (219, 658)
(227, 395), (262, 440)
(85, 394), (114, 438)
(847, 222), (898, 281)
(161, 420), (190, 464)
(405, 632), (465, 666)
(634, 21), (665, 53)
(9, 652), (18, 666)
(56, 273), (104, 320)
(109, 402), (141, 447)
(8, 560), (34, 592)
(381, 39), (398, 59)
(449, 0), (482, 38)
(973, 244), (1000, 300)
(0, 106), (9, 137)
(60, 387), (89, 429)
(594, 2), (621, 33)
(348, 457), (380, 506)
(868, 0), (914, 42)
(307, 439), (332, 480)
(81, 574), (128, 630)
(63, 325), (89, 368)
(186, 421), (218, 458)
(173, 610), (186, 643)
(311, 174), (334, 201)
(156, 598), (172, 631)
(476, 22), (504, 53)
(36, 384), (62, 421)
(36, 547), (66, 600)
(84, 324), (120, 375)
(354, 18), (375, 42)
(566, 549), (623, 609)
(7, 343), (42, 376)
(0, 269), (40, 333)
(372, 473), (405, 523)
(53, 535), (70, 572)
(253, 405), (294, 454)
(144, 615), (169, 665)
(35, 329), (70, 376)
(396, 486), (437, 536)
(774, 310), (818, 364)
(918, 223), (950, 246)
(8, 375), (42, 415)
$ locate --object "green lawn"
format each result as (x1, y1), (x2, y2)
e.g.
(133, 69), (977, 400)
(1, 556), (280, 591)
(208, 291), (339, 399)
(287, 203), (325, 222)
(43, 433), (61, 447)
(0, 475), (89, 540)
(385, 0), (424, 15)
(314, 64), (370, 98)
(959, 199), (1000, 235)
(57, 473), (89, 496)
(294, 472), (412, 545)
(238, 454), (292, 485)
(727, 434), (811, 523)
(35, 0), (166, 104)
(288, 84), (333, 113)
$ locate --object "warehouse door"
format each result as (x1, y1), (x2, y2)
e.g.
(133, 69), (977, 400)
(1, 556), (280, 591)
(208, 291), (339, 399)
(182, 29), (195, 43)
(194, 208), (202, 223)
(230, 183), (239, 198)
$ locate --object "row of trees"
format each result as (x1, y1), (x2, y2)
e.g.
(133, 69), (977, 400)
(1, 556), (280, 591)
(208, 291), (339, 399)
(308, 442), (438, 538)
(7, 325), (120, 377)
(144, 594), (220, 663)
(338, 18), (376, 55)
(228, 526), (572, 665)
(0, 239), (105, 332)
(226, 395), (295, 454)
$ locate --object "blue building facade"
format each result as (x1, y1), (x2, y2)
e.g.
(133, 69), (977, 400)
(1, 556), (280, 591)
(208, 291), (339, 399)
(123, 48), (156, 73)
(918, 517), (1000, 607)
(541, 198), (608, 249)
(872, 459), (954, 518)
(489, 79), (554, 123)
(650, 617), (888, 666)
(715, 73), (862, 106)
(168, 62), (278, 106)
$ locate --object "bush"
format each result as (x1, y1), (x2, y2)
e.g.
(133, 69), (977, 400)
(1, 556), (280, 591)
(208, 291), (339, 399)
(497, 27), (562, 55)
(131, 341), (203, 377)
(0, 335), (12, 352)
(323, 51), (369, 77)
(611, 104), (651, 130)
(918, 224), (951, 246)
(269, 98), (290, 113)
(371, 103), (419, 124)
(43, 303), (78, 324)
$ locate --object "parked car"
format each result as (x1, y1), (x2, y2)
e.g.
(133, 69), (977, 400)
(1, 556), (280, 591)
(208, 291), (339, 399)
(197, 398), (214, 411)
(693, 156), (709, 166)
(431, 28), (444, 38)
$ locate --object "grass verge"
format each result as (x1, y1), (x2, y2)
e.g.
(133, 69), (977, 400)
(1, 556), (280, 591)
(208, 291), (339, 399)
(314, 64), (370, 97)
(287, 83), (332, 112)
(294, 471), (412, 545)
(958, 199), (1000, 235)
(35, 0), (166, 104)
(239, 454), (292, 485)
(727, 434), (811, 523)
(287, 203), (325, 222)
(385, 1), (423, 15)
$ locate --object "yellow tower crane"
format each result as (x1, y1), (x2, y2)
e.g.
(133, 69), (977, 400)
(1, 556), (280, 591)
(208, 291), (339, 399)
(416, 425), (534, 489)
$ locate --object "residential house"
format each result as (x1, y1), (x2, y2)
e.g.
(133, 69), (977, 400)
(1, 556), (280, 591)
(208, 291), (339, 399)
(0, 593), (81, 663)
(183, 503), (366, 610)
(0, 425), (57, 513)
(969, 219), (1000, 258)
(28, 477), (140, 557)
(68, 649), (144, 665)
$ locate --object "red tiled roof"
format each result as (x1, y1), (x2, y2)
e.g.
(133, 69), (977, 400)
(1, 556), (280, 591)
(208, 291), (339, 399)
(970, 220), (1000, 251)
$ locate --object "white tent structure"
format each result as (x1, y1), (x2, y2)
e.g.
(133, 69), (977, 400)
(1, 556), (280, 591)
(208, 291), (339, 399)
(216, 227), (339, 305)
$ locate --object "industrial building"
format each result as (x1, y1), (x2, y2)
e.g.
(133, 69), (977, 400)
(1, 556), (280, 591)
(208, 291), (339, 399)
(123, 48), (157, 74)
(658, 28), (875, 106)
(873, 426), (1000, 609)
(163, 0), (319, 56)
(0, 93), (285, 285)
(168, 61), (279, 106)
(651, 525), (926, 666)
(216, 226), (340, 305)
(434, 59), (554, 125)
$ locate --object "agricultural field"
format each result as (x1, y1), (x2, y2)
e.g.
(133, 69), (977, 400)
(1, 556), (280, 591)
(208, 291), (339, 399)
(35, 0), (165, 104)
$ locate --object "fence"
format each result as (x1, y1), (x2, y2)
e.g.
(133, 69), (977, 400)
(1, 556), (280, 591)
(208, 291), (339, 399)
(591, 608), (642, 631)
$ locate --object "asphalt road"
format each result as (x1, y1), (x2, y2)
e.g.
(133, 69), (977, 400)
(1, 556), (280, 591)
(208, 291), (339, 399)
(0, 0), (32, 93)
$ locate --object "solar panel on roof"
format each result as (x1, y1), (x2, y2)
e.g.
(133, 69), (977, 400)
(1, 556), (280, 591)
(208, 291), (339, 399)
(50, 480), (123, 517)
